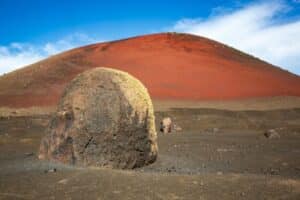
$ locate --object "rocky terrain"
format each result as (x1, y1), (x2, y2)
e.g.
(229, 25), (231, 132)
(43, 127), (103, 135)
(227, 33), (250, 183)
(0, 32), (299, 199)
(1, 101), (300, 199)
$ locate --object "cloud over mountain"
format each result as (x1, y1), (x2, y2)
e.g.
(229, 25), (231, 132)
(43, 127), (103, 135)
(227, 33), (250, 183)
(0, 33), (98, 75)
(172, 1), (300, 75)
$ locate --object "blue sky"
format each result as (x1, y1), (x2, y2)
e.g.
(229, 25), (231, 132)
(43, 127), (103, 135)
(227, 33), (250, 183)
(0, 0), (252, 44)
(1, 0), (300, 75)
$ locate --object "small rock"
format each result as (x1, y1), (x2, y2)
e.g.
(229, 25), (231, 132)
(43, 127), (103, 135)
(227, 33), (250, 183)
(217, 171), (223, 175)
(24, 152), (34, 157)
(217, 148), (233, 152)
(200, 181), (204, 186)
(173, 124), (182, 132)
(166, 166), (176, 173)
(212, 128), (219, 133)
(160, 117), (172, 133)
(58, 179), (68, 184)
(44, 168), (57, 173)
(264, 129), (280, 139)
(270, 168), (279, 175)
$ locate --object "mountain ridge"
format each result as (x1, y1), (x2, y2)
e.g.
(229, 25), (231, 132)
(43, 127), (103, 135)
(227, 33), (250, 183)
(0, 32), (299, 108)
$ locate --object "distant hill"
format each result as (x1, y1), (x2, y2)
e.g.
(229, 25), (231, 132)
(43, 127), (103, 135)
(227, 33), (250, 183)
(0, 32), (299, 108)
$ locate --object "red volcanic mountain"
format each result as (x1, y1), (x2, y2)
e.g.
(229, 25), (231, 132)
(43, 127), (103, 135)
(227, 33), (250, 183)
(0, 33), (300, 108)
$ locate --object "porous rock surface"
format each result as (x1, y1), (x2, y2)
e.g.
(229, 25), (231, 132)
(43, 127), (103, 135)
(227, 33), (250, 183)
(38, 67), (158, 169)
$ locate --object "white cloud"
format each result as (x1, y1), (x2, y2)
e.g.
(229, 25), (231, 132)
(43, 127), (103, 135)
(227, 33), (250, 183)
(0, 33), (99, 75)
(172, 1), (300, 75)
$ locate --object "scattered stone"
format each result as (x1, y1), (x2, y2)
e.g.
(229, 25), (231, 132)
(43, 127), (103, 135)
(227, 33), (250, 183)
(160, 117), (172, 133)
(264, 129), (280, 139)
(200, 181), (204, 186)
(217, 148), (233, 152)
(269, 168), (279, 175)
(38, 67), (158, 169)
(166, 166), (176, 173)
(212, 128), (219, 133)
(217, 171), (223, 175)
(24, 152), (34, 157)
(192, 181), (198, 185)
(240, 192), (246, 197)
(262, 167), (280, 175)
(173, 124), (182, 132)
(44, 168), (57, 173)
(160, 117), (182, 133)
(58, 179), (68, 184)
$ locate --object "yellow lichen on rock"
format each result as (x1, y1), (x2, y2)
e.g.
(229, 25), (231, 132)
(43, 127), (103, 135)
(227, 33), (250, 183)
(39, 67), (158, 169)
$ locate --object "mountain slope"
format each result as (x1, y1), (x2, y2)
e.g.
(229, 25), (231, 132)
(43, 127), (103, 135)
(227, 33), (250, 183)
(0, 33), (299, 108)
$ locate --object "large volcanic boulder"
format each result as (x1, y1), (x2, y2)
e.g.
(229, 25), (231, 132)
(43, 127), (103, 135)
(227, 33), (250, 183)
(38, 67), (158, 169)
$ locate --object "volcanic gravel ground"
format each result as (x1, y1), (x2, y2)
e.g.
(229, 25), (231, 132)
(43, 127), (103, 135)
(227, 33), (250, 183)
(0, 108), (300, 199)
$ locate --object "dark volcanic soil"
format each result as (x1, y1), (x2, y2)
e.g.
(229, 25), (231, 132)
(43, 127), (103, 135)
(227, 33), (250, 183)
(0, 108), (300, 199)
